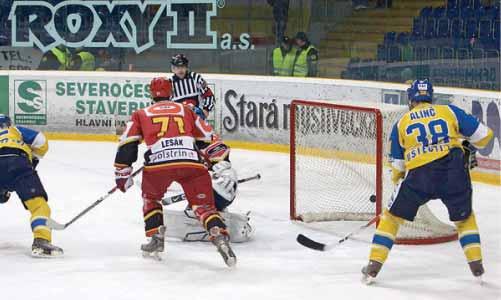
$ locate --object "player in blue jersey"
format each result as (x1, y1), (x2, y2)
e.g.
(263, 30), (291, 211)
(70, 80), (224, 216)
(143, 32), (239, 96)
(0, 114), (63, 257)
(362, 80), (494, 284)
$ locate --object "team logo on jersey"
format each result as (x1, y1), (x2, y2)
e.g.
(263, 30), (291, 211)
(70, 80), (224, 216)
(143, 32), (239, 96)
(14, 80), (47, 125)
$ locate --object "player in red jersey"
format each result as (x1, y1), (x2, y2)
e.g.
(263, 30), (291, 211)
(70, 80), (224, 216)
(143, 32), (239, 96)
(113, 77), (236, 267)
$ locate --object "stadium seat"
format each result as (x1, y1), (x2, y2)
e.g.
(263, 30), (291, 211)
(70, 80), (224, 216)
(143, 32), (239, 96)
(472, 47), (484, 59)
(377, 45), (387, 61)
(384, 32), (397, 45)
(441, 47), (455, 59)
(428, 47), (440, 60)
(460, 7), (475, 18)
(432, 7), (446, 18)
(471, 0), (481, 10)
(450, 18), (464, 39)
(447, 0), (458, 9)
(485, 49), (499, 58)
(420, 7), (433, 18)
(412, 18), (424, 38)
(396, 32), (410, 44)
(493, 20), (500, 42)
(465, 18), (478, 38)
(459, 0), (471, 8)
(478, 19), (492, 42)
(437, 18), (450, 38)
(414, 46), (427, 60)
(424, 18), (436, 39)
(447, 8), (460, 18)
(456, 48), (470, 59)
(388, 45), (401, 62)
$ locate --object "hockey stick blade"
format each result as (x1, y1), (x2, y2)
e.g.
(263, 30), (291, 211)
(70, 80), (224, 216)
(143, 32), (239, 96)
(296, 214), (380, 252)
(47, 218), (66, 230)
(297, 234), (327, 251)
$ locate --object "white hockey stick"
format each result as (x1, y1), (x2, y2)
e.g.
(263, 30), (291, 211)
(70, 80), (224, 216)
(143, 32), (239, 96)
(47, 167), (144, 230)
(161, 174), (261, 205)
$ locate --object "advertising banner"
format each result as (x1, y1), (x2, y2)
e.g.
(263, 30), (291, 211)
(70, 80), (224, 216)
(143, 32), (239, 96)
(0, 71), (498, 181)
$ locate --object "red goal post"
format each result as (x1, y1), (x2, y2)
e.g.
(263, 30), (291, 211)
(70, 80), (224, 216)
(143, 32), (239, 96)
(289, 99), (458, 245)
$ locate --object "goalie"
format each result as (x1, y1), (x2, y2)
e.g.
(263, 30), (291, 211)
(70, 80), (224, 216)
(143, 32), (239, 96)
(162, 137), (255, 243)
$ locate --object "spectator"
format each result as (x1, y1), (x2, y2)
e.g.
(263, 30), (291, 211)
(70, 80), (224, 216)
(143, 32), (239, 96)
(353, 0), (368, 10)
(292, 32), (318, 77)
(267, 0), (289, 44)
(272, 36), (295, 76)
(38, 44), (71, 70)
(70, 48), (96, 71)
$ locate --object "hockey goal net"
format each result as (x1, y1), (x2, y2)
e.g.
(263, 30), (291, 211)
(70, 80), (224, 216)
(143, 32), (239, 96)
(290, 100), (458, 245)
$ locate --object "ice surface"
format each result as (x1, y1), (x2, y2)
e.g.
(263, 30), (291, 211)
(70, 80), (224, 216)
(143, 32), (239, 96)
(0, 141), (499, 300)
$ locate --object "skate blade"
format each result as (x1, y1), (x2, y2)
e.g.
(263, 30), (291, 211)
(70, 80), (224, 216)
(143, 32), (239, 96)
(31, 248), (64, 258)
(361, 274), (376, 285)
(217, 243), (237, 268)
(476, 276), (484, 286)
(142, 251), (162, 261)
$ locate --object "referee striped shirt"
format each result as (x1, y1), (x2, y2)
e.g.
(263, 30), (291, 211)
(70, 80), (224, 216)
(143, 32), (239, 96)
(171, 72), (215, 112)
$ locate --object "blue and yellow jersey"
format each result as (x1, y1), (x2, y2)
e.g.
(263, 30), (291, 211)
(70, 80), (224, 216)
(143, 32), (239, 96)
(389, 102), (493, 180)
(0, 126), (48, 161)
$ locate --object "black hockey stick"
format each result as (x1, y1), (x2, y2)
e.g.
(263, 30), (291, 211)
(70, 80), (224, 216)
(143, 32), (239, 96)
(47, 167), (144, 230)
(161, 173), (261, 205)
(296, 214), (380, 251)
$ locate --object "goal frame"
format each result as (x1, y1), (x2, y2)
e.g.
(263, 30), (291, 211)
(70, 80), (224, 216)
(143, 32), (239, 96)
(289, 99), (458, 245)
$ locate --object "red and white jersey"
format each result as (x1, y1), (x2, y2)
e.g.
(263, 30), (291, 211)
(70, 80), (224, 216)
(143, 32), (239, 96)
(114, 101), (214, 168)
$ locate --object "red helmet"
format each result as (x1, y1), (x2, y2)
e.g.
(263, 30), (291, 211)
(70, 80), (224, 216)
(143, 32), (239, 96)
(150, 77), (172, 100)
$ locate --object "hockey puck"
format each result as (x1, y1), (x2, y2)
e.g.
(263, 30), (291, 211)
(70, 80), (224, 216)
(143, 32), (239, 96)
(369, 195), (376, 203)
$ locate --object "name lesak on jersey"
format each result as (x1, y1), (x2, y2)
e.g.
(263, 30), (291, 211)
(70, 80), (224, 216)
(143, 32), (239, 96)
(409, 107), (436, 120)
(406, 143), (450, 161)
(161, 138), (184, 148)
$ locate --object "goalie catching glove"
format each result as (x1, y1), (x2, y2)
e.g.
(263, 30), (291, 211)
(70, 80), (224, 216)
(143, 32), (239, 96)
(115, 166), (134, 192)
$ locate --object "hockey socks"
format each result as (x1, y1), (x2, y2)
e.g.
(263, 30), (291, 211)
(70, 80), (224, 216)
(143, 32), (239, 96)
(455, 213), (483, 265)
(368, 210), (404, 265)
(143, 198), (164, 237)
(25, 197), (52, 241)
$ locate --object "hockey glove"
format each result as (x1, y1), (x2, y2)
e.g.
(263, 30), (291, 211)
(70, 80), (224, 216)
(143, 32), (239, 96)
(115, 166), (134, 192)
(191, 106), (206, 120)
(462, 140), (478, 170)
(0, 189), (10, 204)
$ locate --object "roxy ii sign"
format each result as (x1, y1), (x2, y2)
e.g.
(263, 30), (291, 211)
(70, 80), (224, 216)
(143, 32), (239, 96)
(8, 0), (243, 53)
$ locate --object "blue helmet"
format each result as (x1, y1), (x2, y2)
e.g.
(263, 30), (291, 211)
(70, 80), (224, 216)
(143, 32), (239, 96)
(0, 114), (11, 128)
(407, 79), (434, 103)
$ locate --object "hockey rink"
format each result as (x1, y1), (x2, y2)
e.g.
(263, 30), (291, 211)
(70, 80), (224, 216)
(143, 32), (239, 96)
(0, 140), (500, 300)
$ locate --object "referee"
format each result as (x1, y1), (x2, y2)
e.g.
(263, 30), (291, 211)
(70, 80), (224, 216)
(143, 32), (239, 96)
(170, 54), (215, 119)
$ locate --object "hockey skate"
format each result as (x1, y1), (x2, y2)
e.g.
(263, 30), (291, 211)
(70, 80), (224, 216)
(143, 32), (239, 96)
(141, 226), (165, 261)
(361, 260), (383, 285)
(468, 260), (484, 284)
(209, 227), (237, 268)
(31, 238), (63, 258)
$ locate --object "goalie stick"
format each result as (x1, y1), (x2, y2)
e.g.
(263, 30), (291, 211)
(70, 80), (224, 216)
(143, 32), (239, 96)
(161, 173), (261, 205)
(47, 167), (144, 230)
(296, 214), (380, 251)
